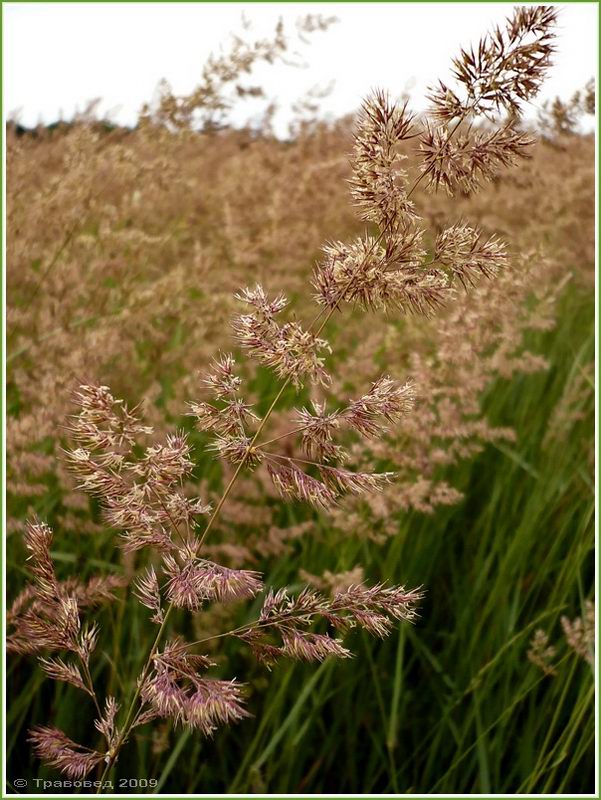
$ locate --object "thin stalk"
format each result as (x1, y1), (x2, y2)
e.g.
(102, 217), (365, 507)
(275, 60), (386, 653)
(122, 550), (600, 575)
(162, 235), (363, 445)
(196, 379), (291, 550)
(173, 591), (384, 655)
(149, 488), (189, 550)
(254, 424), (313, 449)
(263, 450), (341, 471)
(80, 658), (103, 720)
(96, 604), (174, 792)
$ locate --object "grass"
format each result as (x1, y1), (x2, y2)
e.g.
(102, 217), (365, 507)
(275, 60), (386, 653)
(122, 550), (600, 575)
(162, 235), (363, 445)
(7, 282), (594, 794)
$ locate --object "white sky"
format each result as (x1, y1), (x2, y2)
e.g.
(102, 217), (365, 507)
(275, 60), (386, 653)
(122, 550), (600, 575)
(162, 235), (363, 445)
(3, 2), (598, 136)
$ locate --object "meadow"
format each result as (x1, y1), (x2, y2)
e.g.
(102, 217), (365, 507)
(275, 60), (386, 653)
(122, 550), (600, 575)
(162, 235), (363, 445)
(6, 9), (595, 795)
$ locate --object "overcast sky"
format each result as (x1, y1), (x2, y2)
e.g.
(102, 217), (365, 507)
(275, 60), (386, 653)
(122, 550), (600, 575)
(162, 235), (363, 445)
(4, 2), (598, 136)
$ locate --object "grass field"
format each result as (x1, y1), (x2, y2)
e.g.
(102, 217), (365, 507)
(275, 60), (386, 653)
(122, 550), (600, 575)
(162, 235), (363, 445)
(6, 7), (596, 791)
(7, 279), (594, 794)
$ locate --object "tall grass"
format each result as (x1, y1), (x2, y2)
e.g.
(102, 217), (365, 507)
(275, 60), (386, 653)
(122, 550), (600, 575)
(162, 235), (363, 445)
(6, 6), (594, 793)
(8, 283), (593, 794)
